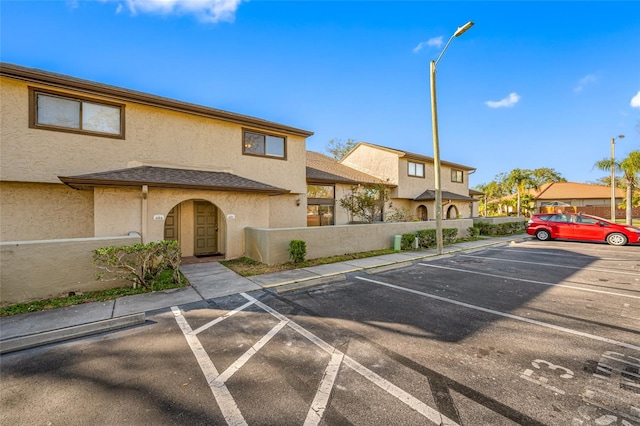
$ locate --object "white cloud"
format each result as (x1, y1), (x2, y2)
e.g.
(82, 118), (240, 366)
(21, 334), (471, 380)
(110, 0), (243, 23)
(631, 90), (640, 108)
(413, 36), (443, 53)
(573, 74), (597, 93)
(485, 93), (520, 108)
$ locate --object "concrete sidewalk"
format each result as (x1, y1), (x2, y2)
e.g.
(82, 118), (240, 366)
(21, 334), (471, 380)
(0, 234), (529, 354)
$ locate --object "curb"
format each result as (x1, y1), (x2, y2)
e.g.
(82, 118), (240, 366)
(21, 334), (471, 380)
(0, 313), (146, 355)
(270, 274), (347, 294)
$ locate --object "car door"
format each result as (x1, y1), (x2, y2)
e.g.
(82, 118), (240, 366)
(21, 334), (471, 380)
(571, 215), (605, 241)
(548, 214), (573, 239)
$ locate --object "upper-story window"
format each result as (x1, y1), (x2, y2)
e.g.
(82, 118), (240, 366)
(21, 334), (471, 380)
(30, 88), (124, 138)
(408, 161), (425, 177)
(451, 169), (464, 183)
(243, 129), (286, 159)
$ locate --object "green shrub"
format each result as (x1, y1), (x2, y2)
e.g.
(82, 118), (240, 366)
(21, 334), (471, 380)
(92, 240), (181, 290)
(443, 228), (458, 244)
(473, 220), (526, 236)
(468, 225), (480, 239)
(401, 233), (416, 250)
(289, 240), (307, 264)
(416, 229), (436, 248)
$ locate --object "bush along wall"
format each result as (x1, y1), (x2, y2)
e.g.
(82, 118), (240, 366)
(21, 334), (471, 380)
(92, 240), (182, 290)
(402, 228), (459, 250)
(473, 221), (526, 236)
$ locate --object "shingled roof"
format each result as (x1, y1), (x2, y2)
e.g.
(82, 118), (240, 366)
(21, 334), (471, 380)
(306, 151), (393, 186)
(342, 142), (476, 172)
(414, 190), (476, 202)
(534, 182), (625, 199)
(59, 166), (289, 195)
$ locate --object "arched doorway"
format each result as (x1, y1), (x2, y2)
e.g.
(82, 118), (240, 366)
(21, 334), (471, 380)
(417, 205), (428, 221)
(446, 205), (459, 219)
(164, 199), (223, 257)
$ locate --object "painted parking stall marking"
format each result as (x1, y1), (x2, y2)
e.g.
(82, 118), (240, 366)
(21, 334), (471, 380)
(457, 254), (640, 277)
(573, 351), (640, 425)
(171, 306), (247, 426)
(418, 263), (640, 300)
(355, 276), (640, 351)
(172, 292), (459, 426)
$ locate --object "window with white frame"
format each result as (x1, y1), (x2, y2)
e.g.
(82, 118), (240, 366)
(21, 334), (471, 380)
(30, 89), (124, 138)
(408, 161), (425, 177)
(243, 129), (286, 159)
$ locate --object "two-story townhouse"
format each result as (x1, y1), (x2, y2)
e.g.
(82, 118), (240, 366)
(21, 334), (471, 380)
(340, 142), (477, 220)
(305, 151), (393, 226)
(0, 63), (313, 262)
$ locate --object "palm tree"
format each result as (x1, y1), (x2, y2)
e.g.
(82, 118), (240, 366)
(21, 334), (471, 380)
(503, 169), (539, 217)
(474, 180), (505, 217)
(595, 151), (640, 225)
(620, 151), (640, 225)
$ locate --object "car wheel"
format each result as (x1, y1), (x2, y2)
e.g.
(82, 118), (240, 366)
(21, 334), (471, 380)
(535, 229), (551, 241)
(606, 233), (627, 246)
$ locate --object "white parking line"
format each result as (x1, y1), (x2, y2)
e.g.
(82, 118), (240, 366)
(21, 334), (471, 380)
(190, 299), (256, 335)
(458, 254), (639, 276)
(419, 263), (640, 300)
(171, 306), (247, 426)
(213, 319), (289, 387)
(355, 277), (640, 351)
(173, 294), (459, 426)
(239, 293), (459, 426)
(482, 247), (631, 261)
(304, 351), (344, 426)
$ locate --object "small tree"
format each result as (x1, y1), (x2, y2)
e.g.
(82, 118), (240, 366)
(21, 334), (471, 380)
(338, 183), (390, 223)
(326, 138), (357, 160)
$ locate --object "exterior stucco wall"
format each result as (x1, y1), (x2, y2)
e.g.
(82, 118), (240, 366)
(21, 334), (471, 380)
(0, 234), (140, 304)
(0, 182), (94, 241)
(0, 77), (307, 194)
(144, 188), (271, 260)
(341, 145), (399, 184)
(269, 194), (307, 228)
(246, 219), (473, 265)
(94, 187), (142, 237)
(397, 158), (435, 198)
(333, 184), (355, 225)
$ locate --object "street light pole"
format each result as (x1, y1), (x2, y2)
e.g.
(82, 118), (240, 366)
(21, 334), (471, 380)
(430, 21), (474, 255)
(610, 134), (624, 221)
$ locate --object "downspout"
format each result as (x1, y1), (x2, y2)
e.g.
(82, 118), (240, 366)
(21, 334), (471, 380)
(141, 185), (148, 243)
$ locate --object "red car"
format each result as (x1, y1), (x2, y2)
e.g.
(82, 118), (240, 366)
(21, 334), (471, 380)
(526, 212), (640, 246)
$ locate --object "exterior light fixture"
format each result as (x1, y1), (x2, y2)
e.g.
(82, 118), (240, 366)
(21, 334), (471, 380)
(610, 134), (624, 221)
(430, 21), (474, 255)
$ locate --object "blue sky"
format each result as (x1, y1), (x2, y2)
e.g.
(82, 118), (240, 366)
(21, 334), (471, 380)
(2, 0), (639, 188)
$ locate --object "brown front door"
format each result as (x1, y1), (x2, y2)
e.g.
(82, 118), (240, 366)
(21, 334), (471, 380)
(194, 201), (218, 256)
(164, 205), (180, 241)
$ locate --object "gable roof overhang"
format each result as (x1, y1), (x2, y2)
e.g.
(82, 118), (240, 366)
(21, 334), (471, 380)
(59, 166), (290, 195)
(414, 190), (477, 202)
(1, 62), (314, 138)
(342, 142), (476, 172)
(306, 151), (395, 187)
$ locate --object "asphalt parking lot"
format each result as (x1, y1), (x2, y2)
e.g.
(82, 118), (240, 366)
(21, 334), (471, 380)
(1, 239), (639, 425)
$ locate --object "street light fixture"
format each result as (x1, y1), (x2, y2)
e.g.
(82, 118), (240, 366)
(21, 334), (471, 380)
(430, 21), (474, 255)
(610, 134), (624, 221)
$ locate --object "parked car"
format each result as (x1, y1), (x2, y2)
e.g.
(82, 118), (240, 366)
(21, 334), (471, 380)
(526, 212), (640, 246)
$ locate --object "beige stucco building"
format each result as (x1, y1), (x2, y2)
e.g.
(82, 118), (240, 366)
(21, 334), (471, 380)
(1, 63), (478, 302)
(341, 143), (477, 221)
(0, 63), (313, 260)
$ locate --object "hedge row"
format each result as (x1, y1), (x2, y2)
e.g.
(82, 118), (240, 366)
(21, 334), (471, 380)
(400, 228), (458, 250)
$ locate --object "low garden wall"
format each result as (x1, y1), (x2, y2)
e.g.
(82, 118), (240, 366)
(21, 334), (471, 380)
(0, 233), (141, 304)
(245, 219), (473, 265)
